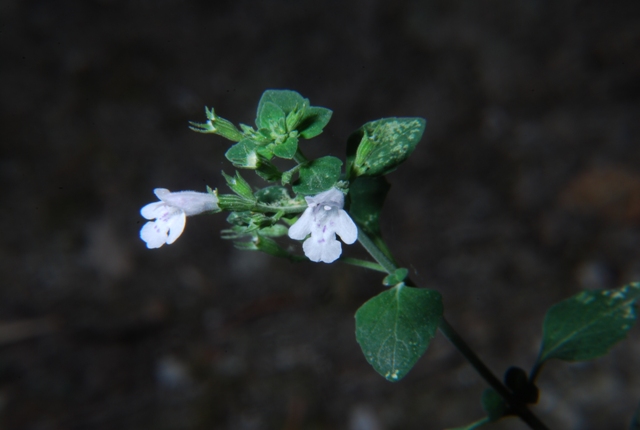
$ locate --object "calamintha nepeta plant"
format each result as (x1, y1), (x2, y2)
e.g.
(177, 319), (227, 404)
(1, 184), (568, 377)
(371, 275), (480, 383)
(139, 90), (640, 429)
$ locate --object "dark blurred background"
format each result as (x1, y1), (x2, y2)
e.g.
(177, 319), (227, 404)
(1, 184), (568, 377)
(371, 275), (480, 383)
(2, 0), (640, 429)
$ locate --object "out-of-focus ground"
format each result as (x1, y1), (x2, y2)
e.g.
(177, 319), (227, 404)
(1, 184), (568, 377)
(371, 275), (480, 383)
(2, 0), (640, 429)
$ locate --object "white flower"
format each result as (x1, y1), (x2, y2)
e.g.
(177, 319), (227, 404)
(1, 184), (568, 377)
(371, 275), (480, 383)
(288, 188), (358, 263)
(140, 188), (218, 249)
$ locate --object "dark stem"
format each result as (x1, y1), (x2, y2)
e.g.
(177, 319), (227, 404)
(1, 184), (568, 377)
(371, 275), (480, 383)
(356, 228), (551, 430)
(438, 319), (550, 430)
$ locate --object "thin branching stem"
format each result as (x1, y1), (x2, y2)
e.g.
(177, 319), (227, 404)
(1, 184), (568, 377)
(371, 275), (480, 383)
(356, 228), (551, 430)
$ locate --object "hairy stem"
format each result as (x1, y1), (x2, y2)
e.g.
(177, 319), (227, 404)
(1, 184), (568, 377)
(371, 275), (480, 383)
(293, 148), (309, 165)
(339, 257), (387, 273)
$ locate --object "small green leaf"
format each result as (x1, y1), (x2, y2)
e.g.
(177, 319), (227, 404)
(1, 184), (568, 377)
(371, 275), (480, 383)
(255, 160), (282, 182)
(256, 90), (306, 125)
(537, 283), (640, 364)
(225, 139), (259, 169)
(292, 156), (342, 195)
(383, 268), (409, 287)
(256, 102), (287, 134)
(347, 117), (426, 178)
(256, 90), (332, 139)
(355, 285), (443, 382)
(481, 389), (508, 422)
(273, 136), (298, 159)
(298, 106), (333, 139)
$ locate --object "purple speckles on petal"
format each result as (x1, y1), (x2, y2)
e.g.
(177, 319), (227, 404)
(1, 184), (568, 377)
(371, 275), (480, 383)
(288, 187), (357, 263)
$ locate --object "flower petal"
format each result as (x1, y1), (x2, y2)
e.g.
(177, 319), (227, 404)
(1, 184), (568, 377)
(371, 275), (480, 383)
(288, 208), (314, 240)
(166, 211), (187, 244)
(333, 209), (358, 244)
(306, 188), (344, 207)
(303, 236), (342, 263)
(140, 221), (169, 249)
(153, 188), (171, 199)
(140, 202), (167, 220)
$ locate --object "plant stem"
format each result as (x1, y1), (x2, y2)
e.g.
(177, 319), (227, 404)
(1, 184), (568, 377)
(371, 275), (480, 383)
(438, 319), (550, 430)
(340, 257), (387, 273)
(356, 230), (397, 273)
(356, 228), (550, 430)
(293, 148), (309, 165)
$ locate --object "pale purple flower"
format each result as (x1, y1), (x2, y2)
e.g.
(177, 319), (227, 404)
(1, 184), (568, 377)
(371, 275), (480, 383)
(288, 188), (358, 263)
(140, 188), (218, 249)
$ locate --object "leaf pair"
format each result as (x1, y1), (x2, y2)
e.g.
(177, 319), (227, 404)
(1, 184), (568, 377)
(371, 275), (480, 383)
(256, 90), (332, 140)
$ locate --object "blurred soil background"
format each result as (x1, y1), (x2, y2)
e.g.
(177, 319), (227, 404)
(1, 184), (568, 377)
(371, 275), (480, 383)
(2, 0), (640, 429)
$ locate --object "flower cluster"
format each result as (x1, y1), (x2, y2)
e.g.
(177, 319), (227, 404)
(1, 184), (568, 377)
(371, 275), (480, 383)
(139, 186), (357, 263)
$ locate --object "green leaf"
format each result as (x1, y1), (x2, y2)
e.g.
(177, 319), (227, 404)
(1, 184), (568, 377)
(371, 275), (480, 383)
(292, 156), (342, 195)
(537, 283), (640, 364)
(272, 136), (298, 159)
(255, 160), (282, 182)
(348, 176), (390, 237)
(298, 106), (333, 139)
(481, 389), (508, 422)
(347, 117), (426, 178)
(256, 90), (332, 139)
(383, 268), (409, 287)
(348, 176), (395, 262)
(256, 101), (286, 132)
(225, 139), (259, 169)
(355, 285), (443, 381)
(257, 90), (306, 122)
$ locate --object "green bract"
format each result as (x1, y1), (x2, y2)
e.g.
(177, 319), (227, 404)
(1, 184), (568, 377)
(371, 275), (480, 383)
(222, 171), (254, 199)
(355, 285), (443, 381)
(347, 117), (426, 178)
(537, 283), (639, 364)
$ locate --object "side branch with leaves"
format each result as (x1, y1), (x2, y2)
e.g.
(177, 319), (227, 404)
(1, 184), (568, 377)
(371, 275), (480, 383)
(139, 89), (640, 429)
